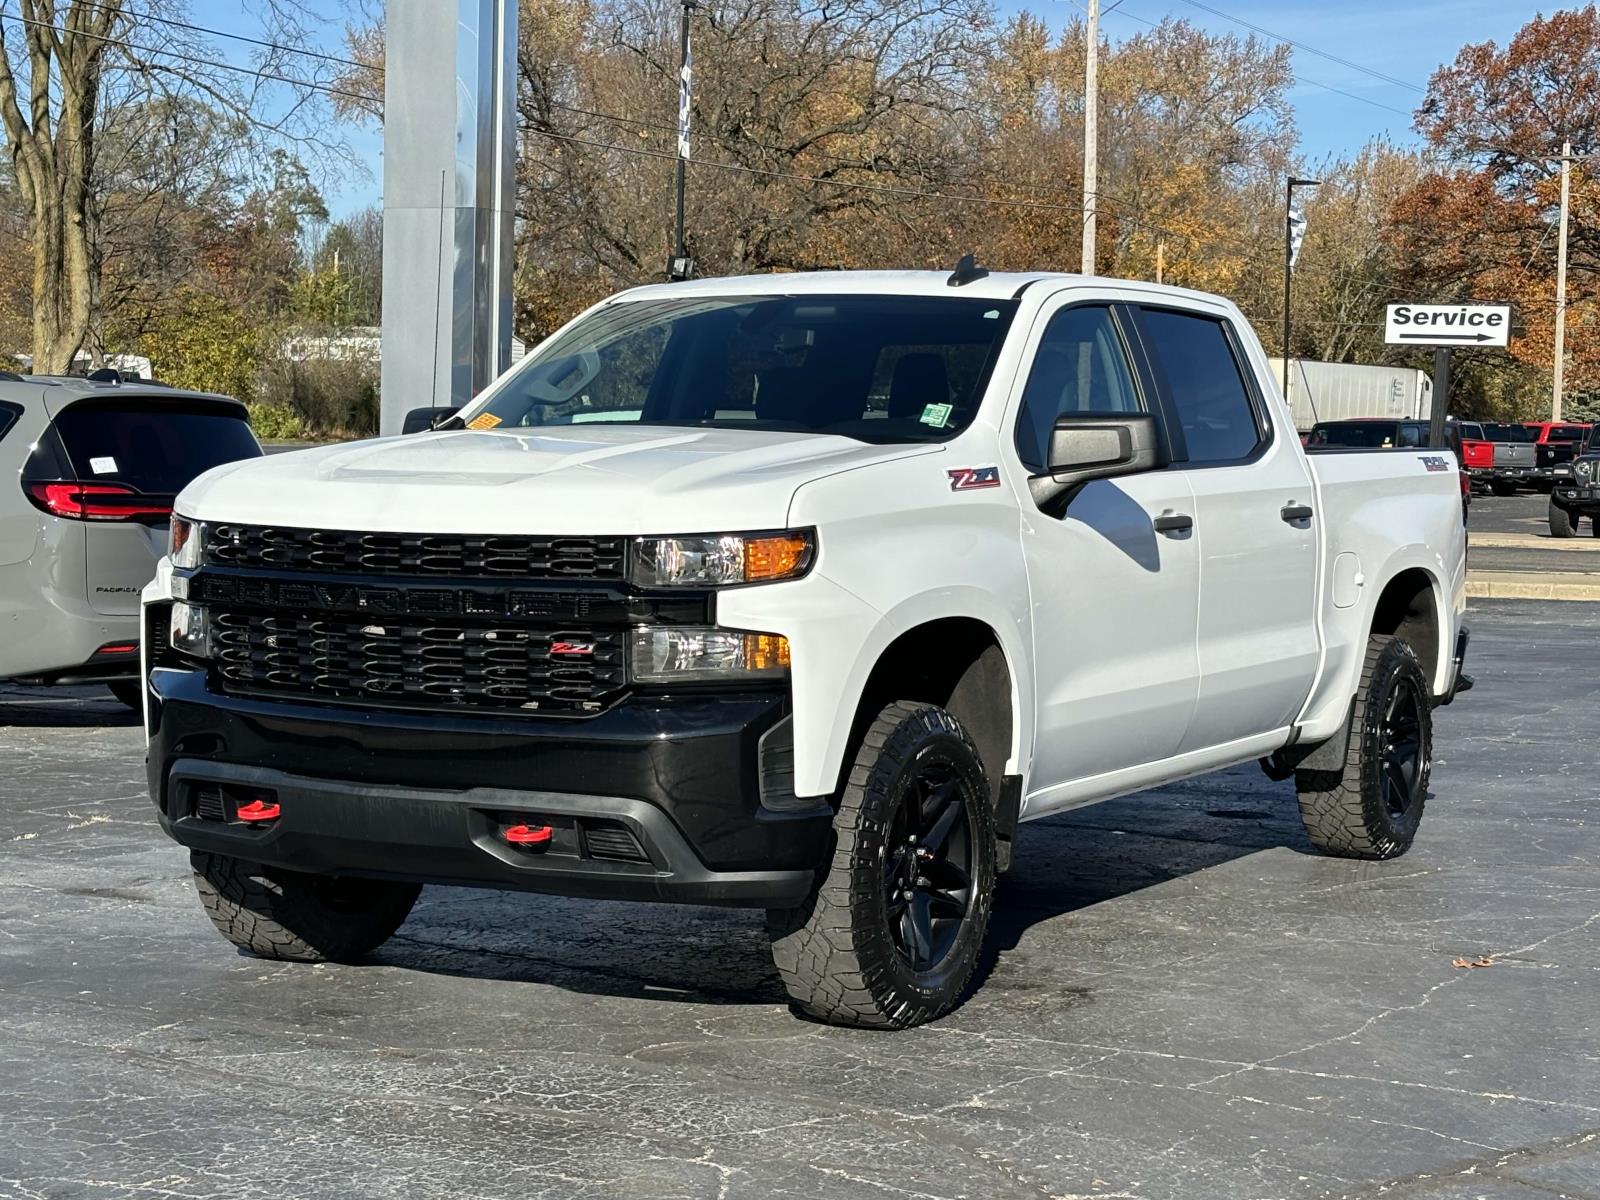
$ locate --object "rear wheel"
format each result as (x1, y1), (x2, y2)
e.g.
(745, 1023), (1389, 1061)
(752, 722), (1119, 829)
(191, 852), (420, 962)
(107, 679), (143, 710)
(767, 701), (996, 1029)
(1295, 635), (1432, 860)
(1550, 498), (1577, 538)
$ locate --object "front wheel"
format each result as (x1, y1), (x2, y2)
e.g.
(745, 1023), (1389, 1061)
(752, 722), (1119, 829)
(1295, 635), (1432, 860)
(107, 679), (143, 710)
(767, 702), (997, 1029)
(191, 852), (420, 962)
(1550, 498), (1577, 538)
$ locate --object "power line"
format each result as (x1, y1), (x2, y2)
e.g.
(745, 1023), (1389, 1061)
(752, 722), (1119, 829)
(2, 13), (375, 109)
(75, 0), (373, 75)
(1080, 0), (1417, 119)
(1171, 0), (1424, 94)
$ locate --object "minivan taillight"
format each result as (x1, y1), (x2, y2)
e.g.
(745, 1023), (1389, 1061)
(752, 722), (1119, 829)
(25, 481), (173, 522)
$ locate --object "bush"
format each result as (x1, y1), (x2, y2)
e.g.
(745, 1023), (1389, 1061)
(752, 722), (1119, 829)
(248, 402), (304, 440)
(259, 347), (380, 438)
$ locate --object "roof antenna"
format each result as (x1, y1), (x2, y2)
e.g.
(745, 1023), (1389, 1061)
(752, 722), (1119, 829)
(946, 253), (989, 287)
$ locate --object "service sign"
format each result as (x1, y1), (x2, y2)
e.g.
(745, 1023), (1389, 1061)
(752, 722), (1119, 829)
(1385, 303), (1512, 348)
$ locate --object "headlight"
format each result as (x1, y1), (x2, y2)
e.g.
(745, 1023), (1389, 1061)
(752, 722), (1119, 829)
(630, 530), (815, 588)
(169, 514), (202, 569)
(169, 600), (209, 659)
(629, 626), (789, 683)
(1577, 459), (1594, 483)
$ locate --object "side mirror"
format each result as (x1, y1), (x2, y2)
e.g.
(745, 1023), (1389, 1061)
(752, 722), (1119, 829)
(402, 406), (460, 435)
(1029, 413), (1165, 508)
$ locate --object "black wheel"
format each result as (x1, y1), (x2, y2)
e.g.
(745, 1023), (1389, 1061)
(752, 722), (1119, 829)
(1590, 515), (1600, 537)
(191, 852), (420, 962)
(1550, 498), (1576, 538)
(1295, 635), (1431, 860)
(767, 701), (996, 1029)
(1489, 480), (1518, 497)
(107, 679), (143, 710)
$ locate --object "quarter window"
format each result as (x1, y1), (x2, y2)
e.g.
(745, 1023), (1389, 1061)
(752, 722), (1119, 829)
(1139, 309), (1263, 464)
(1015, 306), (1141, 471)
(0, 401), (19, 444)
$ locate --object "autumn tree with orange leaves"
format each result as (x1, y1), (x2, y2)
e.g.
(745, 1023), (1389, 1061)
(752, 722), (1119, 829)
(1392, 6), (1600, 418)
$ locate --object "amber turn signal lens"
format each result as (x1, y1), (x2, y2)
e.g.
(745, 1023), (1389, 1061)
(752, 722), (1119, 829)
(744, 633), (791, 671)
(744, 533), (814, 583)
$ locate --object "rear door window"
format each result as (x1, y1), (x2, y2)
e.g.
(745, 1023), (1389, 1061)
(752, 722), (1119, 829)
(48, 399), (262, 495)
(1138, 309), (1265, 463)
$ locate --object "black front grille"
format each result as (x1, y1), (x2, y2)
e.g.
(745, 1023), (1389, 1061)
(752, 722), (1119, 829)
(204, 524), (626, 582)
(211, 610), (626, 715)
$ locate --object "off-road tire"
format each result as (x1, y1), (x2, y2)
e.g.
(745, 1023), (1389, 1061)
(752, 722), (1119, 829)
(1550, 498), (1577, 538)
(192, 851), (420, 962)
(107, 679), (143, 710)
(1295, 635), (1432, 860)
(1590, 515), (1600, 537)
(1490, 480), (1518, 497)
(767, 702), (997, 1029)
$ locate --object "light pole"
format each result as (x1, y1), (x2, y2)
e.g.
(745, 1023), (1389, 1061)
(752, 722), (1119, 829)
(1282, 176), (1319, 400)
(668, 0), (698, 281)
(1554, 139), (1571, 421)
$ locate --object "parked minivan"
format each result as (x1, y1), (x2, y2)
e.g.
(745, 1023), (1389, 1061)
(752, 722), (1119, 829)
(0, 374), (261, 707)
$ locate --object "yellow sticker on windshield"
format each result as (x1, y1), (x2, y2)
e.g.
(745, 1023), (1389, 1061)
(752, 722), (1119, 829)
(467, 412), (502, 430)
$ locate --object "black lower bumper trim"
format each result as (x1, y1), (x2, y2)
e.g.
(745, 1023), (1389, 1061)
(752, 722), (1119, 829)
(160, 759), (816, 907)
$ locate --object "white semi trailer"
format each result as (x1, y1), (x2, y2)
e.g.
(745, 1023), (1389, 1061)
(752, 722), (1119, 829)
(1268, 358), (1434, 433)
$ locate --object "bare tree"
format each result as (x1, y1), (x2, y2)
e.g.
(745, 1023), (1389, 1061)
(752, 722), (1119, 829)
(0, 0), (360, 373)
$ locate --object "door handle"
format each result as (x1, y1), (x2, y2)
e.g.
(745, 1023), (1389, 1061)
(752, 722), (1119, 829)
(1154, 513), (1194, 535)
(1281, 503), (1314, 524)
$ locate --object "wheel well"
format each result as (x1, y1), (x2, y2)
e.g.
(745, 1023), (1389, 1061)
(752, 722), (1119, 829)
(850, 619), (1013, 804)
(1371, 569), (1440, 688)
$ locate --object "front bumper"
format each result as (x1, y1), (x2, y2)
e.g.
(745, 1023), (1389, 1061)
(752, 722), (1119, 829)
(145, 667), (830, 907)
(1553, 483), (1600, 509)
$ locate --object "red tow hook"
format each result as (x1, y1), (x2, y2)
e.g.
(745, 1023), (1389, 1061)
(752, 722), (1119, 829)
(503, 823), (553, 849)
(235, 798), (281, 823)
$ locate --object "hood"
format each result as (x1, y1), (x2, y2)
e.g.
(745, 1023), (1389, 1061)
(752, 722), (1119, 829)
(178, 425), (942, 535)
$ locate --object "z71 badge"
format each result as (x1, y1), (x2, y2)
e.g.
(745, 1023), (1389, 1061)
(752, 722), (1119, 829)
(948, 466), (1002, 491)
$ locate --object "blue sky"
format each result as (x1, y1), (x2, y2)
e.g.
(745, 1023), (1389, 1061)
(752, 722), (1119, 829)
(1038, 0), (1534, 167)
(203, 1), (1535, 218)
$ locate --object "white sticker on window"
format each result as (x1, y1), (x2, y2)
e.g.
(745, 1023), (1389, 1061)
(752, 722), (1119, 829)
(920, 403), (953, 428)
(89, 456), (118, 475)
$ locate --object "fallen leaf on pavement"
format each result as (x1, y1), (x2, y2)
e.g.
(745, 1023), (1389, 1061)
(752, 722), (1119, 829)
(1452, 955), (1495, 969)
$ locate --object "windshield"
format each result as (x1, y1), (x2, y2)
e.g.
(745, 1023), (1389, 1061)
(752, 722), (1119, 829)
(459, 294), (1019, 443)
(1483, 423), (1537, 442)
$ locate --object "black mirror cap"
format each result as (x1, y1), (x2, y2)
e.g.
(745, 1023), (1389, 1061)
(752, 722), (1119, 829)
(402, 406), (460, 435)
(1029, 413), (1165, 508)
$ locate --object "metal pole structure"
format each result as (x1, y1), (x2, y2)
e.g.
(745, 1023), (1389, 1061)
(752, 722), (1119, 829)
(668, 0), (696, 281)
(1554, 138), (1572, 422)
(1081, 0), (1099, 275)
(1281, 177), (1318, 401)
(1431, 347), (1452, 449)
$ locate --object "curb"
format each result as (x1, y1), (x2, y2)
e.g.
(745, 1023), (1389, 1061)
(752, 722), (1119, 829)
(1467, 571), (1600, 601)
(1468, 533), (1600, 552)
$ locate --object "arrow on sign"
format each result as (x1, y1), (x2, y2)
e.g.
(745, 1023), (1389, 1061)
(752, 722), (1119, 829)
(1397, 332), (1497, 343)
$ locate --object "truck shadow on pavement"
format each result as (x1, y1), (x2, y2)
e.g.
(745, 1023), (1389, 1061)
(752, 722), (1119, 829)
(362, 766), (1319, 1014)
(0, 683), (141, 729)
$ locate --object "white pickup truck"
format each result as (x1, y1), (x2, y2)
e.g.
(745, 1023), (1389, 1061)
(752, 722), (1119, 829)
(142, 268), (1470, 1028)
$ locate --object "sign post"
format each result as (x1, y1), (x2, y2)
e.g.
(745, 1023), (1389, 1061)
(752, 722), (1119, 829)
(1384, 303), (1512, 449)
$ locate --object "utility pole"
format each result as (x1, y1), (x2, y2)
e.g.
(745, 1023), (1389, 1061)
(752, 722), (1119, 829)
(1554, 138), (1571, 422)
(1282, 176), (1319, 400)
(1081, 0), (1099, 275)
(668, 0), (697, 281)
